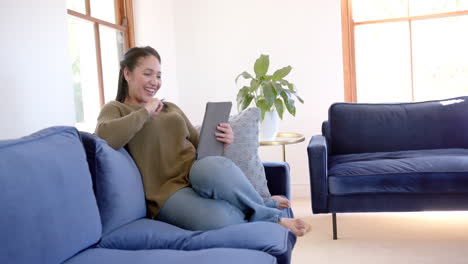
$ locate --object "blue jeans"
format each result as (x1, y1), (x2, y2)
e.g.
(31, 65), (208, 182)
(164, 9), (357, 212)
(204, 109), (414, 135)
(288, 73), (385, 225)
(157, 156), (282, 231)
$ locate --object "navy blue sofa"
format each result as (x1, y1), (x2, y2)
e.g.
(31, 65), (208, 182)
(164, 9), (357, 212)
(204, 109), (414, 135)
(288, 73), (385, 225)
(307, 97), (468, 239)
(0, 126), (295, 264)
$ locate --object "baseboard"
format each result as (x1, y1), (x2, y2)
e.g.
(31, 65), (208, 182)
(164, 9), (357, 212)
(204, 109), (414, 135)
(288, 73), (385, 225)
(291, 184), (310, 199)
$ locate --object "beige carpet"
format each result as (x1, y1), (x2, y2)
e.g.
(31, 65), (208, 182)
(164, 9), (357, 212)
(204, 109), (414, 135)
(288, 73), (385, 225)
(290, 197), (468, 264)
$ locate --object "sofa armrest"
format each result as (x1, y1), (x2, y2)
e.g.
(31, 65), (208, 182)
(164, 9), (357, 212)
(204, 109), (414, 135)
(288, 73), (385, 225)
(263, 162), (291, 199)
(307, 135), (328, 213)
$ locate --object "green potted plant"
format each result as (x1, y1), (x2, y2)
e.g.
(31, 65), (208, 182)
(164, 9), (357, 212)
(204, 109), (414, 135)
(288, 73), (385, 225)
(235, 54), (304, 140)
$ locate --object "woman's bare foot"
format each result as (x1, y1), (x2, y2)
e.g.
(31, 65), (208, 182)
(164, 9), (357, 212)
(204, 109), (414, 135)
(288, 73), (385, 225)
(271, 195), (291, 209)
(279, 218), (310, 237)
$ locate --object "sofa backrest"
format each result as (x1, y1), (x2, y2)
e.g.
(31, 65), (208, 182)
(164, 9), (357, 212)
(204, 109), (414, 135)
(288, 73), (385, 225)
(80, 132), (146, 235)
(328, 97), (468, 155)
(0, 127), (101, 264)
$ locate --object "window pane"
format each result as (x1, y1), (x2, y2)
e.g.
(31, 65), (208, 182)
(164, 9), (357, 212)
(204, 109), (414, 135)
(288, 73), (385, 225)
(352, 0), (408, 22)
(67, 0), (86, 13)
(354, 22), (412, 102)
(412, 16), (468, 101)
(90, 0), (116, 23)
(100, 26), (125, 104)
(410, 0), (468, 16)
(68, 17), (100, 126)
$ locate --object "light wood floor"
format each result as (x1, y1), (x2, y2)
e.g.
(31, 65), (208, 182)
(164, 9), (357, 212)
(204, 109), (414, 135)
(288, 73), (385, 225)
(291, 197), (468, 264)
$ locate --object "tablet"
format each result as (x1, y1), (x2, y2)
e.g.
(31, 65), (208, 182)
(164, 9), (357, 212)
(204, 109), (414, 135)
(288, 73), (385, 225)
(196, 101), (232, 160)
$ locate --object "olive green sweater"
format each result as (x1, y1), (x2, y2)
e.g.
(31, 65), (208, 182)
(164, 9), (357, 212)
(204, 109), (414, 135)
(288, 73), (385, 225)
(95, 100), (199, 218)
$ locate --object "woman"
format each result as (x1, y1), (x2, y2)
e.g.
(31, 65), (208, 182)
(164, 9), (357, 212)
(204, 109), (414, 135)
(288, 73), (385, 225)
(95, 46), (309, 236)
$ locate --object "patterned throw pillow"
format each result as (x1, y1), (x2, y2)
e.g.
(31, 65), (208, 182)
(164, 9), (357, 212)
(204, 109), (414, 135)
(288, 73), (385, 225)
(223, 107), (272, 200)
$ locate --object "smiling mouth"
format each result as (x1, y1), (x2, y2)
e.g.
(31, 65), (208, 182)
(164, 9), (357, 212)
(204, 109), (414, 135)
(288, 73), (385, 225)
(145, 88), (157, 94)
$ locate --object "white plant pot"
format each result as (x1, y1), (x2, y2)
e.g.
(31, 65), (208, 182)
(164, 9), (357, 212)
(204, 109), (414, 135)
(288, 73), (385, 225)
(259, 110), (279, 141)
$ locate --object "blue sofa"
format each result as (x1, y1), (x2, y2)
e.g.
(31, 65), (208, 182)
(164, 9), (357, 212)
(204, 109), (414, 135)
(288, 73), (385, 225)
(307, 97), (468, 239)
(0, 126), (295, 264)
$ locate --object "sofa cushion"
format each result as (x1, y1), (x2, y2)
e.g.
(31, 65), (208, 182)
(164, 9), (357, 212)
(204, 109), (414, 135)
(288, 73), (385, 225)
(0, 126), (101, 264)
(328, 148), (468, 195)
(65, 248), (276, 264)
(80, 132), (146, 235)
(97, 218), (294, 264)
(328, 96), (468, 155)
(98, 219), (296, 263)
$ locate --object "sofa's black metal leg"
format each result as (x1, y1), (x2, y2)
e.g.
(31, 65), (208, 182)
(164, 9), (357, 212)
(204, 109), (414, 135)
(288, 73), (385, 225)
(332, 213), (338, 240)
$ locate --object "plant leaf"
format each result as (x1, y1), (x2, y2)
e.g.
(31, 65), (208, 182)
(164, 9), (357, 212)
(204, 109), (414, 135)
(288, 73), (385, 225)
(279, 80), (303, 103)
(292, 92), (304, 103)
(235, 71), (253, 84)
(242, 94), (254, 111)
(274, 98), (284, 120)
(256, 99), (268, 121)
(280, 89), (290, 102)
(262, 82), (276, 109)
(250, 79), (260, 92)
(287, 82), (297, 93)
(280, 90), (296, 116)
(271, 82), (282, 94)
(285, 99), (296, 116)
(254, 54), (269, 78)
(272, 66), (292, 82)
(236, 86), (251, 111)
(279, 79), (289, 89)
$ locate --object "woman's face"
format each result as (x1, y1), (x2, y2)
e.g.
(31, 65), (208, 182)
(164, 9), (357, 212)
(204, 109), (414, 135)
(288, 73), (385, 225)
(124, 55), (161, 106)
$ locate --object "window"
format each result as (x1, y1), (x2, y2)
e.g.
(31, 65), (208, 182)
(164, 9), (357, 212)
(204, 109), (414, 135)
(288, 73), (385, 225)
(341, 0), (468, 103)
(67, 0), (135, 131)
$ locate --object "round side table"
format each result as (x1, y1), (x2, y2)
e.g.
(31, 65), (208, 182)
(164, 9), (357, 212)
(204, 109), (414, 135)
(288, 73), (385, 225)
(259, 132), (305, 162)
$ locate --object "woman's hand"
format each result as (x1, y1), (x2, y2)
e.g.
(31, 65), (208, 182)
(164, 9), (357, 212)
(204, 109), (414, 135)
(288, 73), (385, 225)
(215, 123), (234, 147)
(271, 195), (291, 209)
(144, 98), (164, 116)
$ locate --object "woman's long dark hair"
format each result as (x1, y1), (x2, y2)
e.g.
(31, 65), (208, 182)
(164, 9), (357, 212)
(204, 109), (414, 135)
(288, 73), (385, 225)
(116, 46), (161, 102)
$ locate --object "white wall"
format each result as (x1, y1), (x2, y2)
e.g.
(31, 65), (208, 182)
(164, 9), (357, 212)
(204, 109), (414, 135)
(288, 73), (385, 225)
(133, 0), (180, 102)
(0, 0), (75, 139)
(171, 0), (344, 195)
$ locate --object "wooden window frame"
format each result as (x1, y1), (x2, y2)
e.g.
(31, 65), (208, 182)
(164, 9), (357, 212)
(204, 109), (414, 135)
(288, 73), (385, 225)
(67, 0), (135, 107)
(341, 0), (468, 102)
